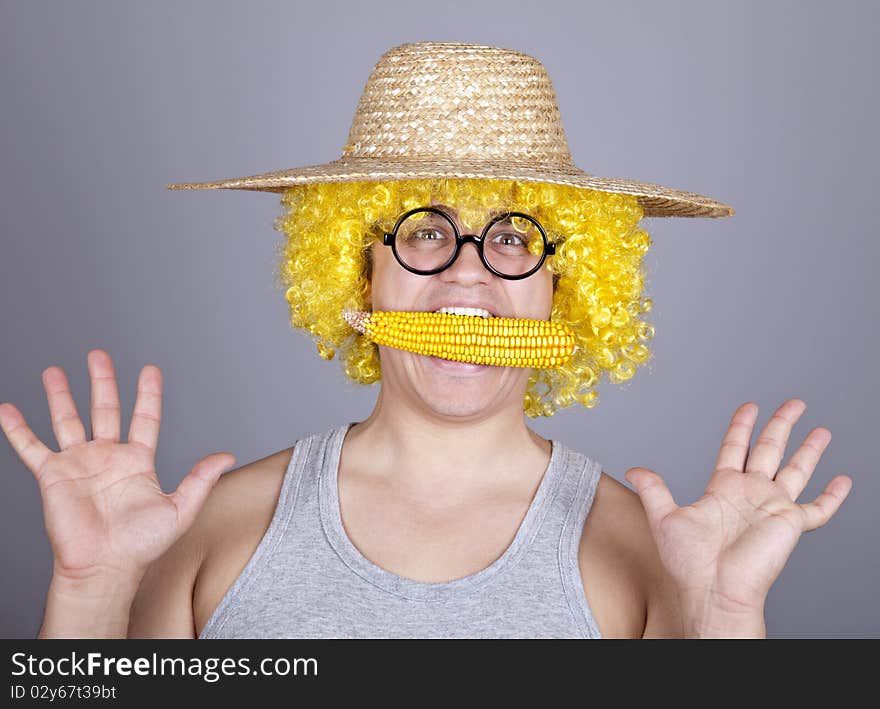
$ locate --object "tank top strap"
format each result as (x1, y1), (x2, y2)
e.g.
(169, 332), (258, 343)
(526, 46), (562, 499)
(544, 442), (604, 639)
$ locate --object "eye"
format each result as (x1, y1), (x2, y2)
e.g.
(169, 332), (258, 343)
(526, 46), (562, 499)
(396, 210), (456, 245)
(486, 215), (540, 251)
(407, 228), (447, 241)
(492, 231), (526, 246)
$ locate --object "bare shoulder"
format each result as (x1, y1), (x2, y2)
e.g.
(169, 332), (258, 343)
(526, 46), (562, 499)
(192, 446), (295, 547)
(127, 446), (295, 638)
(578, 471), (677, 638)
(191, 445), (296, 635)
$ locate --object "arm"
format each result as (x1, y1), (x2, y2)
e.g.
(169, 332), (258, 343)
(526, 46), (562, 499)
(39, 568), (145, 639)
(622, 483), (686, 639)
(127, 526), (206, 638)
(641, 560), (686, 639)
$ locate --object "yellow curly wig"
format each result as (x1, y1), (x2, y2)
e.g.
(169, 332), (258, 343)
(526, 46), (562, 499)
(272, 178), (655, 418)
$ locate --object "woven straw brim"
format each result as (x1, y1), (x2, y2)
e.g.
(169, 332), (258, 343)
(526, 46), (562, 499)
(166, 157), (734, 219)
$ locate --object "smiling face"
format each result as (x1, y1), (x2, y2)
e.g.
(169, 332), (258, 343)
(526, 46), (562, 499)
(365, 200), (556, 421)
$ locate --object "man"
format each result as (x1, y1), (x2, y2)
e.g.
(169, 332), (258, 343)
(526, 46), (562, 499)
(0, 41), (851, 638)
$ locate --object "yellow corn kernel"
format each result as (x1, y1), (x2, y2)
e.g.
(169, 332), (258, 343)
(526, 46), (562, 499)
(342, 309), (577, 369)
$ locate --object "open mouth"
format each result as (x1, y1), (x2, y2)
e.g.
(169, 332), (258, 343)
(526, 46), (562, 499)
(341, 308), (577, 370)
(431, 306), (498, 319)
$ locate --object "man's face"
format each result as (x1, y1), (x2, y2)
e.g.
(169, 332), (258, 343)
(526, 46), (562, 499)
(366, 200), (555, 421)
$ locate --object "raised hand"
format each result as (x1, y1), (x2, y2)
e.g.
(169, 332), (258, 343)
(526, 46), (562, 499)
(0, 349), (236, 584)
(624, 399), (852, 633)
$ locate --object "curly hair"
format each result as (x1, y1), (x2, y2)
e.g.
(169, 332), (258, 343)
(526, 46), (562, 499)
(272, 178), (655, 417)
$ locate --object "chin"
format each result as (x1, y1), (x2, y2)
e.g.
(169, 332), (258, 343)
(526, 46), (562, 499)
(417, 376), (506, 419)
(423, 398), (498, 420)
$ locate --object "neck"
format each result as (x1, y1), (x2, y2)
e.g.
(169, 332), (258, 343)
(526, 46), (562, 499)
(343, 388), (552, 502)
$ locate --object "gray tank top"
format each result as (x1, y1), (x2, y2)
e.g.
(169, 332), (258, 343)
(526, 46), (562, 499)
(198, 421), (604, 639)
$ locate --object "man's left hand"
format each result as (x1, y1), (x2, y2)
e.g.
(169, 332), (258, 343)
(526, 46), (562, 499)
(624, 399), (853, 637)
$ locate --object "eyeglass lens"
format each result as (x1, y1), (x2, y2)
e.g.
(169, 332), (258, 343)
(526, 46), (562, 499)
(395, 210), (546, 277)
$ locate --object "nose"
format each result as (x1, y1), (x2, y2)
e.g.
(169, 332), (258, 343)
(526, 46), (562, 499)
(441, 236), (492, 283)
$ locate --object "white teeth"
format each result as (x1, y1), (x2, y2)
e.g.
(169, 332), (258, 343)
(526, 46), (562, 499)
(433, 306), (494, 318)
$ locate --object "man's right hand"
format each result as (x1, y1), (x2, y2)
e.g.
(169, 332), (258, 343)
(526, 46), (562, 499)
(0, 349), (236, 586)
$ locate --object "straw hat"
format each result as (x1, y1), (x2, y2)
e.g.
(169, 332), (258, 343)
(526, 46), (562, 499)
(166, 41), (734, 219)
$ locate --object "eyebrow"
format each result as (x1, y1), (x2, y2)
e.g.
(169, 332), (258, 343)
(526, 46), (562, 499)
(431, 202), (458, 216)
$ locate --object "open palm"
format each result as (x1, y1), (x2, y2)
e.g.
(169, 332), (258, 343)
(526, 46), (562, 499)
(624, 399), (853, 614)
(0, 350), (235, 581)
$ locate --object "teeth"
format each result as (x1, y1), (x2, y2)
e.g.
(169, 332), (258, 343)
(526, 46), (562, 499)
(433, 306), (494, 318)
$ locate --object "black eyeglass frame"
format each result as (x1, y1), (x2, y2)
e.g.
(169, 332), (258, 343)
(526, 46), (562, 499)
(381, 206), (557, 281)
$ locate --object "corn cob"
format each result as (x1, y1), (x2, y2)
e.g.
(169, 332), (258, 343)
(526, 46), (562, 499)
(342, 309), (577, 369)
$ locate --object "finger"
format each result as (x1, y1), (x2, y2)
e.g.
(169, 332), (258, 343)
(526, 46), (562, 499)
(745, 398), (807, 479)
(624, 467), (678, 530)
(87, 349), (121, 442)
(170, 453), (236, 532)
(799, 475), (853, 532)
(774, 427), (832, 501)
(42, 366), (88, 450)
(127, 365), (163, 451)
(713, 402), (759, 475)
(0, 402), (54, 479)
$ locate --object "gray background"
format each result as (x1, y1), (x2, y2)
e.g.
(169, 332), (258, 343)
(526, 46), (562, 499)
(1, 0), (877, 638)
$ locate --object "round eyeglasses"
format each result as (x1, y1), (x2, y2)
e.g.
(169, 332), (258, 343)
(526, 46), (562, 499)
(381, 206), (557, 280)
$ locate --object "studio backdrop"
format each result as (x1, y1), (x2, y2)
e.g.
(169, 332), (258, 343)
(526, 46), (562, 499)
(1, 0), (877, 638)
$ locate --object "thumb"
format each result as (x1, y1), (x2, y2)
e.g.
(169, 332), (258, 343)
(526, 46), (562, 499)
(624, 467), (678, 529)
(170, 453), (236, 532)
